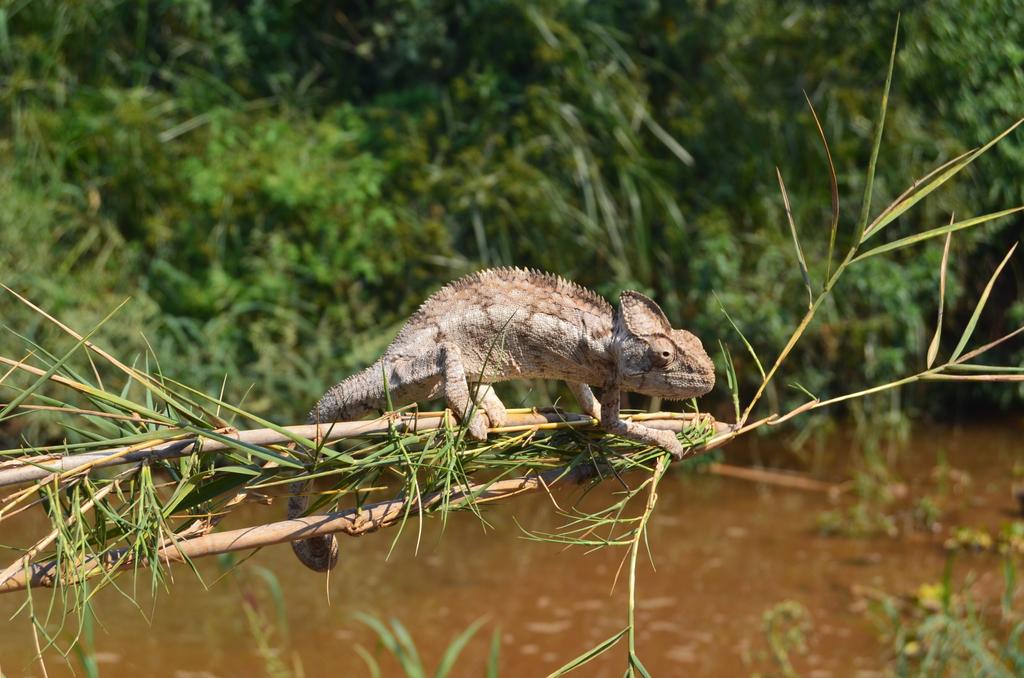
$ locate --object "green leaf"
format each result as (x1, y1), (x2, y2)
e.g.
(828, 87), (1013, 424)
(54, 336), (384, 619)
(390, 617), (425, 678)
(719, 341), (741, 422)
(251, 565), (289, 637)
(950, 243), (1018, 362)
(486, 627), (502, 678)
(926, 228), (953, 368)
(628, 651), (654, 678)
(545, 627), (627, 677)
(956, 324), (1024, 364)
(864, 118), (1024, 241)
(714, 295), (766, 382)
(1, 285), (214, 427)
(804, 92), (840, 283)
(355, 614), (403, 663)
(0, 300), (127, 421)
(354, 645), (382, 678)
(0, 352), (173, 425)
(641, 114), (694, 166)
(180, 424), (304, 469)
(854, 16), (899, 245)
(776, 168), (813, 306)
(163, 473), (252, 516)
(435, 618), (487, 678)
(161, 376), (323, 449)
(852, 206), (1024, 262)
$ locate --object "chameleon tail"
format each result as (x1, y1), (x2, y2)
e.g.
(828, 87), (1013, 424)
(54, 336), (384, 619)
(287, 486), (339, 572)
(307, 360), (387, 423)
(289, 361), (387, 573)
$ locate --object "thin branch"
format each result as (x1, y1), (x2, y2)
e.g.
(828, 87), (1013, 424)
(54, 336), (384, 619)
(0, 455), (618, 593)
(0, 411), (726, 489)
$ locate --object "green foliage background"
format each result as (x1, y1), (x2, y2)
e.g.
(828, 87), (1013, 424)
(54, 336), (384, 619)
(1, 0), (1022, 423)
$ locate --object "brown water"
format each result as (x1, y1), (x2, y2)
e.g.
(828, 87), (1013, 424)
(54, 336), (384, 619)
(1, 421), (1022, 677)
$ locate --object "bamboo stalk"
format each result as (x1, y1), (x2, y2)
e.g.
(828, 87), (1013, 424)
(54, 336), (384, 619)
(0, 457), (606, 593)
(0, 409), (854, 594)
(0, 410), (734, 593)
(0, 411), (727, 489)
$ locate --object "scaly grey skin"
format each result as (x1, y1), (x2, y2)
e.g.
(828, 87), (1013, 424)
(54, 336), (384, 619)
(289, 267), (715, 572)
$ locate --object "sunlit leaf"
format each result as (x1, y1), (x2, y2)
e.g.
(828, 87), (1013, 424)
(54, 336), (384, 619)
(863, 118), (1024, 241)
(950, 243), (1018, 362)
(854, 16), (899, 246)
(545, 627), (628, 677)
(852, 207), (1024, 262)
(434, 618), (487, 678)
(777, 168), (813, 307)
(804, 92), (840, 283)
(926, 227), (953, 368)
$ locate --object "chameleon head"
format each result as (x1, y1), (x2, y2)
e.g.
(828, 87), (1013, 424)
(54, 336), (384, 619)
(611, 290), (716, 400)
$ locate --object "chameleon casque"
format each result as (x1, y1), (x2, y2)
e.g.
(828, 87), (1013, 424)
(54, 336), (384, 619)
(289, 267), (716, 571)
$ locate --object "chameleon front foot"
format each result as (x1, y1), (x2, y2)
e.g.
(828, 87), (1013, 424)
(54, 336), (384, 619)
(599, 387), (686, 460)
(651, 429), (686, 460)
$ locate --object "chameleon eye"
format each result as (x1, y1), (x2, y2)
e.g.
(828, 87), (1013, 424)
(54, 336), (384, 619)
(648, 337), (674, 367)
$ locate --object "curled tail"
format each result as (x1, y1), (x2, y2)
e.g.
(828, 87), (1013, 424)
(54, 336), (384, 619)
(289, 362), (386, 573)
(288, 482), (339, 572)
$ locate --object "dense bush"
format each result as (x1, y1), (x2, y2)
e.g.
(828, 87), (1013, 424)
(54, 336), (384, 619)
(1, 0), (1021, 427)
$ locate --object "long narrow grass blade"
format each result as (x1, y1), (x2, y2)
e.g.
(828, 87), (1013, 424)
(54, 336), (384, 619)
(714, 294), (766, 381)
(486, 628), (501, 678)
(926, 227), (953, 368)
(434, 618), (487, 678)
(159, 376), (322, 450)
(852, 206), (1024, 262)
(776, 168), (813, 306)
(864, 118), (1024, 240)
(950, 243), (1018, 361)
(389, 618), (425, 676)
(355, 614), (402, 662)
(641, 113), (695, 166)
(0, 356), (174, 425)
(0, 301), (127, 421)
(862, 150), (970, 241)
(354, 645), (382, 678)
(804, 92), (840, 283)
(629, 651), (654, 678)
(179, 424), (304, 469)
(1, 285), (213, 426)
(2, 329), (145, 432)
(854, 16), (899, 246)
(0, 350), (32, 386)
(956, 324), (1024, 364)
(545, 627), (628, 677)
(719, 342), (741, 422)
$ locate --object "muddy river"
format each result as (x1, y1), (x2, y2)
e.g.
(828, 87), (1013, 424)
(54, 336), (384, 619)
(1, 421), (1021, 676)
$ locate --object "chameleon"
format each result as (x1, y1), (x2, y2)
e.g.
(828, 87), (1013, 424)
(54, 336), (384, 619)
(288, 267), (715, 571)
